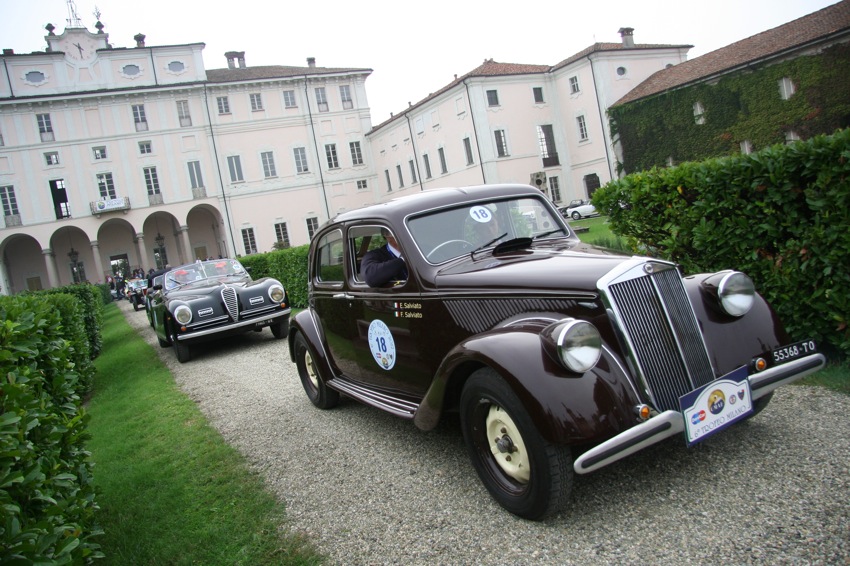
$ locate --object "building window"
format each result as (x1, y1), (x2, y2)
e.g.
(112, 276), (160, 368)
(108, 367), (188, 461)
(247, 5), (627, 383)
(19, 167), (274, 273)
(50, 179), (70, 219)
(250, 93), (264, 111)
(779, 77), (796, 100)
(325, 144), (339, 169)
(261, 151), (277, 178)
(495, 129), (508, 157)
(576, 115), (589, 141)
(306, 216), (319, 239)
(396, 165), (404, 188)
(438, 147), (448, 174)
(144, 166), (160, 195)
(423, 154), (432, 179)
(283, 90), (297, 108)
(45, 152), (60, 166)
(93, 146), (107, 160)
(315, 87), (328, 112)
(340, 85), (353, 109)
(693, 101), (706, 125)
(0, 185), (19, 217)
(409, 160), (417, 184)
(177, 100), (192, 127)
(785, 131), (801, 144)
(533, 87), (545, 103)
(486, 90), (499, 107)
(349, 141), (363, 165)
(96, 172), (116, 199)
(227, 155), (244, 182)
(549, 176), (562, 202)
(616, 66), (627, 77)
(569, 76), (580, 94)
(463, 137), (474, 165)
(0, 127), (5, 146)
(217, 96), (230, 114)
(132, 104), (148, 131)
(356, 180), (368, 190)
(537, 124), (559, 167)
(37, 113), (54, 142)
(384, 169), (392, 192)
(740, 140), (754, 155)
(274, 222), (290, 248)
(188, 161), (204, 188)
(139, 141), (152, 154)
(294, 147), (309, 173)
(241, 228), (257, 255)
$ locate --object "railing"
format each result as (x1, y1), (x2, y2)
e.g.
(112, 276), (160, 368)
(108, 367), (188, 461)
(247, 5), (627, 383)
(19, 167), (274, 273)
(3, 213), (22, 227)
(148, 193), (164, 205)
(90, 196), (131, 215)
(192, 187), (207, 199)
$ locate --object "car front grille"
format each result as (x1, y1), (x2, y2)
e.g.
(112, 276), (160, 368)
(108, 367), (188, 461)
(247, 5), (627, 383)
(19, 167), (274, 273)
(221, 286), (238, 321)
(600, 260), (716, 412)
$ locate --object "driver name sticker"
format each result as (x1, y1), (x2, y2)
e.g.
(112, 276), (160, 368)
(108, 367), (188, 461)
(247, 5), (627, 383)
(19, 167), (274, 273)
(368, 319), (396, 370)
(469, 205), (494, 224)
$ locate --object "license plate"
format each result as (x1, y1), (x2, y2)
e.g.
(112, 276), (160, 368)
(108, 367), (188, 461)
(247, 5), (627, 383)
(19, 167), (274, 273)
(680, 366), (753, 447)
(772, 339), (817, 365)
(254, 318), (273, 328)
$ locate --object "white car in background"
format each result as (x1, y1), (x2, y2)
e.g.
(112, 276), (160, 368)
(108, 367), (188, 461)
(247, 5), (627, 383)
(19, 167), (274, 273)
(559, 199), (600, 220)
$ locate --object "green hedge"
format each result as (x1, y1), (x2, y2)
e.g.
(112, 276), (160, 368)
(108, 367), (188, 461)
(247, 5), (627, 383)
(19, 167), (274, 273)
(240, 245), (310, 309)
(593, 128), (850, 357)
(0, 294), (102, 563)
(35, 284), (105, 363)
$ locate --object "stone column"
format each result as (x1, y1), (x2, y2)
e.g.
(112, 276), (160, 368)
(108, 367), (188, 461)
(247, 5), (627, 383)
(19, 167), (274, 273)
(134, 233), (146, 272)
(179, 225), (193, 263)
(42, 248), (60, 289)
(90, 240), (105, 283)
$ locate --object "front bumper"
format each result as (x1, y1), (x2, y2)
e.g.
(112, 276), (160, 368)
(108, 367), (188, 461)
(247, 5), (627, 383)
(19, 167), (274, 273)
(176, 308), (290, 342)
(573, 353), (826, 474)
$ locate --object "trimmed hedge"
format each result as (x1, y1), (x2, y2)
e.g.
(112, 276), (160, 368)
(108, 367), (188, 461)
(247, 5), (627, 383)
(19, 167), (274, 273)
(35, 284), (105, 363)
(593, 128), (850, 357)
(240, 245), (310, 309)
(0, 294), (102, 563)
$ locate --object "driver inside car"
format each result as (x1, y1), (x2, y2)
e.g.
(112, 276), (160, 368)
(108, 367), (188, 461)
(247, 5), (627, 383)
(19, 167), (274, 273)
(361, 228), (407, 287)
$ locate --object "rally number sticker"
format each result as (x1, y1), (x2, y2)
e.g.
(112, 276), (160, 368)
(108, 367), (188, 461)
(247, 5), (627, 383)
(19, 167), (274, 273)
(368, 319), (396, 370)
(469, 205), (494, 224)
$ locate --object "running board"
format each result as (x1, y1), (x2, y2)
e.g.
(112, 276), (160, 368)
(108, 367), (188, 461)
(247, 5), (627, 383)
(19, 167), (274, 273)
(328, 377), (420, 419)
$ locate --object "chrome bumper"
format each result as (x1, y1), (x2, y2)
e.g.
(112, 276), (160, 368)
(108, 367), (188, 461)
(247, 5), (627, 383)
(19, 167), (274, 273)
(177, 308), (290, 341)
(573, 353), (826, 474)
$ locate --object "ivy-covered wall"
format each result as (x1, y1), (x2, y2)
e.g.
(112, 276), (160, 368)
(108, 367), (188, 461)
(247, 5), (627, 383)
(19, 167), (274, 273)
(610, 42), (850, 173)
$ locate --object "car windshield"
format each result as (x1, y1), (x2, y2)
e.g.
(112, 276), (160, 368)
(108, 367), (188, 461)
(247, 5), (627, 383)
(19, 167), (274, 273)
(164, 259), (247, 290)
(407, 196), (569, 264)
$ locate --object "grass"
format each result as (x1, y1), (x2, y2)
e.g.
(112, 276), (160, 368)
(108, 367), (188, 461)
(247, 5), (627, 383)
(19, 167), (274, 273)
(571, 216), (630, 251)
(88, 304), (324, 565)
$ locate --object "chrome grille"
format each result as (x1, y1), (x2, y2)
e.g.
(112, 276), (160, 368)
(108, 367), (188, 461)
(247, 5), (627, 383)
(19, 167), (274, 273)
(602, 261), (715, 412)
(221, 286), (238, 321)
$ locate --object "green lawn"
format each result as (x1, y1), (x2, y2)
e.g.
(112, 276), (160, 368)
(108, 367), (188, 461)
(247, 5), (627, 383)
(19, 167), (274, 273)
(88, 304), (324, 565)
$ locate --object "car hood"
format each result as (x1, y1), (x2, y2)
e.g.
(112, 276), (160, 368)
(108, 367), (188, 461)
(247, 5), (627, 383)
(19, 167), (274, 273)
(165, 277), (254, 300)
(432, 242), (636, 294)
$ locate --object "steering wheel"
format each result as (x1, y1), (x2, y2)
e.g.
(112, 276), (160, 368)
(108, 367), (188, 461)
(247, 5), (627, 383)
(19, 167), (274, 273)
(426, 239), (474, 261)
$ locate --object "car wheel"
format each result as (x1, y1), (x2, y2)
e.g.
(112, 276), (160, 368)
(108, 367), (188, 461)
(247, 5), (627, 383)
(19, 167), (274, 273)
(294, 332), (339, 409)
(133, 298), (141, 311)
(270, 319), (286, 339)
(571, 211), (581, 220)
(169, 321), (191, 363)
(460, 367), (572, 520)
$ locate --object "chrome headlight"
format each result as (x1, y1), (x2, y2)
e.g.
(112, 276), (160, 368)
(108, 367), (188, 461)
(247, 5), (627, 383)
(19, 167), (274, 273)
(268, 284), (285, 303)
(174, 304), (192, 325)
(543, 319), (602, 374)
(717, 271), (755, 317)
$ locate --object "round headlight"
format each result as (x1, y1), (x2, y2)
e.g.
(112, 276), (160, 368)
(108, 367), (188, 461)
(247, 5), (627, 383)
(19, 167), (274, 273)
(556, 320), (602, 373)
(174, 304), (192, 325)
(269, 284), (285, 303)
(718, 271), (754, 317)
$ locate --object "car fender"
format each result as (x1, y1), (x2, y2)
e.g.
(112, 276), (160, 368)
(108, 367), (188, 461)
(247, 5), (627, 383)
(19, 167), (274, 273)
(414, 327), (642, 446)
(289, 309), (337, 382)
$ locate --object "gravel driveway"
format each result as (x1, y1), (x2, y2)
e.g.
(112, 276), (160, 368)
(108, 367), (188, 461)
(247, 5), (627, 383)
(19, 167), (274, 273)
(117, 301), (849, 565)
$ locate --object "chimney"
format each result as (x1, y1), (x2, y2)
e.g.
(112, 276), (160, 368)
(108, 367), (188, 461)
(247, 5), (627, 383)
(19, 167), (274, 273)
(307, 57), (316, 68)
(134, 33), (146, 48)
(225, 51), (245, 68)
(618, 27), (635, 48)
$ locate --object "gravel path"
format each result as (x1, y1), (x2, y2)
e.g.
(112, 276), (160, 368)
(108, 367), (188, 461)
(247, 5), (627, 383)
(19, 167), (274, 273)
(117, 300), (850, 565)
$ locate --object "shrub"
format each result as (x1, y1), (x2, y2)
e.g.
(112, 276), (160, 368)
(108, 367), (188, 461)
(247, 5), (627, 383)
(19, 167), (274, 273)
(240, 245), (310, 309)
(593, 128), (850, 357)
(0, 294), (102, 563)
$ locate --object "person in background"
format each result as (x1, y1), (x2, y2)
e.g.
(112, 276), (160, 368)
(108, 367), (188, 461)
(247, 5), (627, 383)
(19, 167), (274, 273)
(361, 228), (407, 287)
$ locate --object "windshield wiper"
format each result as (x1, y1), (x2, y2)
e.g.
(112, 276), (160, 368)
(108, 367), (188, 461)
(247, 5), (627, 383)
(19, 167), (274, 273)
(533, 228), (567, 240)
(471, 232), (508, 256)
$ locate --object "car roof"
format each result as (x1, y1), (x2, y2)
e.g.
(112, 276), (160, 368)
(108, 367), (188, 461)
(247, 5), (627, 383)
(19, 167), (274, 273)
(330, 184), (550, 225)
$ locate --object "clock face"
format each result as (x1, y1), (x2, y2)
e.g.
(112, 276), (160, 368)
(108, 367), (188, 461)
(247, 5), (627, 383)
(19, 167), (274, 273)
(65, 35), (99, 62)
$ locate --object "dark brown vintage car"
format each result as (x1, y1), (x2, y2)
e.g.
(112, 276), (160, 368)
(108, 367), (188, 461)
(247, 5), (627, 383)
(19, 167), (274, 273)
(288, 184), (825, 520)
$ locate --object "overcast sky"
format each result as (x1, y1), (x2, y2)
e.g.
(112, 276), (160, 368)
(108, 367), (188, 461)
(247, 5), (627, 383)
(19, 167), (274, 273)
(1, 0), (839, 121)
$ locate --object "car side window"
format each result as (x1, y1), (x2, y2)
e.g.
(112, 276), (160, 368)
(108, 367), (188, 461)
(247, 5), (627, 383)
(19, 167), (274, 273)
(316, 229), (345, 283)
(348, 225), (390, 285)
